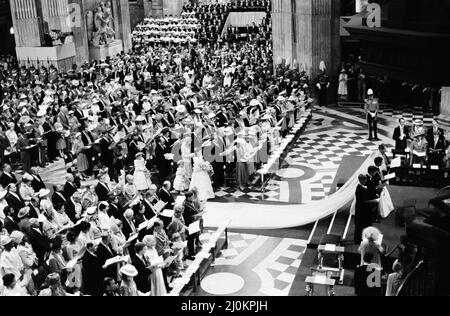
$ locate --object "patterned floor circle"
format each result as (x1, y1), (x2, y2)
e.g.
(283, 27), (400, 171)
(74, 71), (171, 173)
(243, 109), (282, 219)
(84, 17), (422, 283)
(201, 273), (245, 295)
(275, 168), (305, 179)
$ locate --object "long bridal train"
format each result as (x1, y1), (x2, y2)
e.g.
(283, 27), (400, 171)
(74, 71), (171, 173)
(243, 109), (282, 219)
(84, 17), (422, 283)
(204, 152), (379, 230)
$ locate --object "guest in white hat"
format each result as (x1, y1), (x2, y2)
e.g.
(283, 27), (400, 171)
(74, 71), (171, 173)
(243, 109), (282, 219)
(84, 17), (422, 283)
(119, 264), (141, 296)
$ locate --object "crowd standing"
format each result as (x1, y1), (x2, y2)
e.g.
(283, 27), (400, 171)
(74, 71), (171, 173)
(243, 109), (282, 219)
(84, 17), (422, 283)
(0, 1), (313, 296)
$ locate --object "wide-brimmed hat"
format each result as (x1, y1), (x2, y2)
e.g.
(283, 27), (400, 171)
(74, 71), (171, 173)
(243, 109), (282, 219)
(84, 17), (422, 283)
(120, 264), (138, 277)
(17, 207), (30, 219)
(10, 231), (24, 244)
(0, 236), (12, 247)
(0, 190), (7, 200)
(86, 207), (97, 216)
(38, 189), (50, 198)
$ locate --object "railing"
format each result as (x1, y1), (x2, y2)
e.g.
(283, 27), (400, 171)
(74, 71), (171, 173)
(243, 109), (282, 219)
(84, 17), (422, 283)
(167, 220), (231, 296)
(395, 260), (425, 296)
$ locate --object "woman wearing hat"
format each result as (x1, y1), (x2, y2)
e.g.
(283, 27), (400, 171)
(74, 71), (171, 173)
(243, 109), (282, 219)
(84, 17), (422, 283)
(133, 152), (152, 192)
(0, 235), (23, 282)
(72, 133), (89, 179)
(119, 264), (141, 296)
(38, 273), (67, 296)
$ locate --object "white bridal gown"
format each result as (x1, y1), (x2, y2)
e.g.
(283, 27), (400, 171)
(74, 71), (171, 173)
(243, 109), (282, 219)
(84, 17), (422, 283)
(189, 157), (215, 201)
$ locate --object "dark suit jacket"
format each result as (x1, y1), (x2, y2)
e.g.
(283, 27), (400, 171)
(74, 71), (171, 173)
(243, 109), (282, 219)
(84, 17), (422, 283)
(426, 128), (446, 152)
(82, 251), (104, 296)
(63, 182), (77, 199)
(95, 182), (111, 202)
(64, 199), (78, 224)
(157, 188), (175, 210)
(96, 242), (117, 280)
(183, 200), (198, 226)
(52, 192), (67, 209)
(31, 175), (46, 192)
(121, 216), (137, 240)
(6, 192), (25, 213)
(393, 126), (410, 150)
(354, 264), (383, 296)
(355, 184), (373, 226)
(0, 172), (17, 188)
(3, 216), (19, 234)
(108, 203), (123, 220)
(29, 228), (51, 265)
(132, 255), (152, 293)
(28, 204), (40, 219)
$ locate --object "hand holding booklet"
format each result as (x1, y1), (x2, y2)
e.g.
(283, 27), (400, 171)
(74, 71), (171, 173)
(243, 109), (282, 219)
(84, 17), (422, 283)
(188, 221), (201, 235)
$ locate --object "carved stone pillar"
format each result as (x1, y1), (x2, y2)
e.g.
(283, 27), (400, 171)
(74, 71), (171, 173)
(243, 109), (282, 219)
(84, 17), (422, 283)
(437, 87), (450, 133)
(272, 0), (341, 80)
(152, 0), (164, 18)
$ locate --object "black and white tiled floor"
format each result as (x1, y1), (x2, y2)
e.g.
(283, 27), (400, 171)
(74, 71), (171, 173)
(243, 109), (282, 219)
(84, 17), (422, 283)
(192, 232), (307, 296)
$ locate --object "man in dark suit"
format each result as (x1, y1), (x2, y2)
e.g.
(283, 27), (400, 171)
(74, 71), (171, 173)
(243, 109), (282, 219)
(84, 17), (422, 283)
(52, 185), (67, 208)
(155, 137), (172, 183)
(30, 167), (46, 192)
(29, 221), (51, 265)
(157, 181), (175, 210)
(354, 253), (383, 296)
(97, 233), (118, 280)
(354, 175), (377, 244)
(183, 191), (199, 260)
(121, 209), (137, 240)
(0, 163), (17, 188)
(28, 197), (41, 219)
(393, 118), (410, 151)
(64, 192), (82, 224)
(426, 120), (446, 166)
(99, 129), (115, 177)
(96, 172), (112, 202)
(132, 242), (152, 293)
(82, 242), (104, 296)
(2, 206), (19, 234)
(107, 195), (123, 220)
(63, 174), (78, 199)
(5, 183), (25, 213)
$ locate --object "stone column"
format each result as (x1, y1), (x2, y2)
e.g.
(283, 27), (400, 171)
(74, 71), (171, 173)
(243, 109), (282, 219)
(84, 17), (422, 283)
(41, 0), (72, 34)
(68, 0), (89, 65)
(272, 0), (341, 80)
(116, 0), (131, 53)
(9, 0), (44, 47)
(163, 0), (185, 17)
(152, 0), (164, 18)
(437, 87), (450, 133)
(272, 0), (295, 67)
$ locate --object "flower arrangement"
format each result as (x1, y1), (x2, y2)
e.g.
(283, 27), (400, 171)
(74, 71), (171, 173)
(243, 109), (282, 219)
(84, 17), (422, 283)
(194, 159), (214, 176)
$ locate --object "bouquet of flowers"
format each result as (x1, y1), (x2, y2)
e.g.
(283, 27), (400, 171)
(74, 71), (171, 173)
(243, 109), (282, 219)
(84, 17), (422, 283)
(195, 159), (214, 177)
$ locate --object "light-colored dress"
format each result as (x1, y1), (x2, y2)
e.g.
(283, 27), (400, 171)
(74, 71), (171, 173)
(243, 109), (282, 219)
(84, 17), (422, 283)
(338, 73), (348, 96)
(189, 157), (215, 201)
(145, 247), (167, 297)
(173, 166), (190, 192)
(65, 241), (83, 289)
(72, 139), (89, 172)
(133, 157), (152, 191)
(181, 142), (193, 179)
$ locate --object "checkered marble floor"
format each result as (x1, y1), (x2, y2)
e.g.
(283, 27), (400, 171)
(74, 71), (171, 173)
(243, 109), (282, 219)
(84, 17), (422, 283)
(193, 232), (307, 296)
(377, 105), (436, 125)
